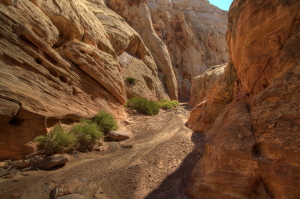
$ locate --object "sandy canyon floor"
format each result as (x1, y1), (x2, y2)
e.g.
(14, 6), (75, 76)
(0, 104), (205, 199)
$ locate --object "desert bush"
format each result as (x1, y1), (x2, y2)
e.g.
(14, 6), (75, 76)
(171, 100), (180, 107)
(126, 97), (159, 115)
(70, 120), (103, 148)
(156, 99), (179, 110)
(92, 111), (118, 134)
(34, 125), (76, 154)
(126, 77), (136, 85)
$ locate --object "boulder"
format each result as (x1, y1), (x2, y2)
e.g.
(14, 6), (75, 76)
(107, 131), (132, 141)
(39, 154), (70, 170)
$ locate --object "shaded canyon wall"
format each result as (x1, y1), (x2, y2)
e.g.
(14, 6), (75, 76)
(186, 0), (300, 198)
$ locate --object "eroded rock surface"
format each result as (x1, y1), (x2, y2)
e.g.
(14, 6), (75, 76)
(0, 0), (170, 160)
(186, 0), (300, 198)
(189, 64), (225, 107)
(148, 0), (228, 100)
(106, 0), (179, 100)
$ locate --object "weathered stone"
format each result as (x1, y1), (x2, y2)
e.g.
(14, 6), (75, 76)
(107, 130), (132, 141)
(39, 154), (70, 170)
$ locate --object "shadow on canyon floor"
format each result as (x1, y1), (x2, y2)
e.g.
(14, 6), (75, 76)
(145, 131), (206, 199)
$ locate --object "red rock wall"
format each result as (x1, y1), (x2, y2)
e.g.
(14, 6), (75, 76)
(186, 0), (300, 198)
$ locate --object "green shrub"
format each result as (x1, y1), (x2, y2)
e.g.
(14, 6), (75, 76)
(92, 111), (118, 134)
(126, 77), (136, 85)
(126, 97), (159, 115)
(171, 100), (179, 107)
(157, 99), (179, 110)
(70, 120), (103, 148)
(34, 125), (76, 154)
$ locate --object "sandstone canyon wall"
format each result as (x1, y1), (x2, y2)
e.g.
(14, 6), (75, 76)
(0, 0), (171, 160)
(148, 0), (228, 100)
(186, 0), (300, 198)
(106, 0), (179, 100)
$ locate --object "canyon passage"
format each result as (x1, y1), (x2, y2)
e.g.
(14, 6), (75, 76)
(1, 0), (300, 199)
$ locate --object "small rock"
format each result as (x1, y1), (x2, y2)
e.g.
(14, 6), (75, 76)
(0, 167), (18, 177)
(50, 187), (64, 199)
(99, 145), (109, 151)
(107, 130), (132, 141)
(78, 178), (87, 183)
(0, 162), (7, 168)
(39, 154), (70, 170)
(120, 144), (133, 149)
(124, 119), (133, 125)
(107, 142), (119, 149)
(69, 150), (80, 158)
(93, 145), (100, 151)
(130, 109), (138, 114)
(14, 160), (29, 168)
(57, 193), (84, 199)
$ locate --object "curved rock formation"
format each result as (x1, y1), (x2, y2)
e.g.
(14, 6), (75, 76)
(186, 0), (300, 198)
(148, 0), (228, 100)
(0, 0), (170, 160)
(106, 0), (179, 100)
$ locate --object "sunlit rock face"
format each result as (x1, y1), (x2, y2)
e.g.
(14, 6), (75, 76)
(0, 0), (170, 160)
(106, 0), (179, 100)
(186, 0), (300, 198)
(148, 0), (228, 100)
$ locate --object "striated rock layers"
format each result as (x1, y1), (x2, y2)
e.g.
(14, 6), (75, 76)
(0, 0), (171, 160)
(186, 0), (300, 198)
(106, 0), (178, 100)
(148, 0), (228, 100)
